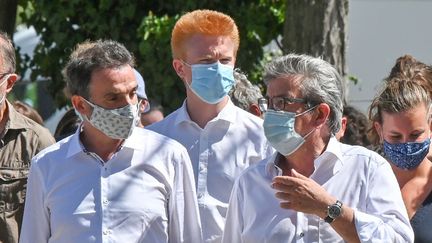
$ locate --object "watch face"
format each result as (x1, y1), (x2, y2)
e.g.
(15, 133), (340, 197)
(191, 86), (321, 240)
(328, 205), (342, 218)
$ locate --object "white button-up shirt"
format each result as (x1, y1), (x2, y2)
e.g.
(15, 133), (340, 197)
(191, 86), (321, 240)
(147, 100), (273, 242)
(222, 137), (414, 243)
(20, 127), (202, 243)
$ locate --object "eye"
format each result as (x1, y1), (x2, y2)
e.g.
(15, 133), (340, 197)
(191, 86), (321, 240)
(219, 58), (231, 64)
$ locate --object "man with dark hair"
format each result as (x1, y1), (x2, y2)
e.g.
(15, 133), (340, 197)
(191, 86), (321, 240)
(20, 40), (201, 242)
(0, 31), (55, 243)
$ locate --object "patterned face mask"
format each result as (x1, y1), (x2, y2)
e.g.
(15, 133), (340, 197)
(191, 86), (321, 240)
(383, 138), (431, 170)
(80, 99), (140, 140)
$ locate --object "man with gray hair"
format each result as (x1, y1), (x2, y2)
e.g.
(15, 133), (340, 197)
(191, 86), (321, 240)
(20, 39), (202, 242)
(223, 54), (413, 242)
(228, 70), (263, 117)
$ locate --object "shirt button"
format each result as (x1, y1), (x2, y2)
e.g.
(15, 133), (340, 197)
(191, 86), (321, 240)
(103, 199), (109, 205)
(103, 230), (109, 235)
(197, 193), (204, 199)
(299, 232), (304, 238)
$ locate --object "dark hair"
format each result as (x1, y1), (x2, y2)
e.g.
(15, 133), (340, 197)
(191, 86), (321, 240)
(0, 31), (16, 73)
(62, 40), (135, 99)
(340, 105), (370, 147)
(54, 108), (81, 141)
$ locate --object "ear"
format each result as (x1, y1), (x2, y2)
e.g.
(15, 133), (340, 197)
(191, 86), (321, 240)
(335, 116), (347, 140)
(139, 99), (149, 113)
(373, 121), (383, 142)
(172, 59), (185, 80)
(248, 104), (262, 118)
(5, 74), (19, 94)
(312, 103), (331, 127)
(71, 95), (90, 118)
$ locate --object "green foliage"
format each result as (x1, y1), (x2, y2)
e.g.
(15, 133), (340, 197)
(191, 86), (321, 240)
(18, 0), (284, 112)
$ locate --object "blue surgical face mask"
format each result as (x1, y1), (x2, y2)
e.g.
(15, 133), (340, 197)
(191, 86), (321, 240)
(183, 61), (235, 104)
(263, 107), (316, 156)
(383, 138), (431, 170)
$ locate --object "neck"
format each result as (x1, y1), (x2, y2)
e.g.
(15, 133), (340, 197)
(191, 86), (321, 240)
(279, 132), (330, 177)
(396, 159), (432, 218)
(393, 159), (432, 188)
(80, 121), (124, 162)
(185, 93), (228, 128)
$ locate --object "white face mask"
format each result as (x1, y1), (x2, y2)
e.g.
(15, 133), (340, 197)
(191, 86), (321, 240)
(0, 74), (11, 105)
(263, 107), (316, 156)
(79, 98), (140, 140)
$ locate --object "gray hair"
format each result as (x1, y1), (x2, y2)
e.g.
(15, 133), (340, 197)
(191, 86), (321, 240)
(229, 69), (263, 111)
(0, 31), (16, 73)
(62, 39), (135, 99)
(263, 53), (344, 134)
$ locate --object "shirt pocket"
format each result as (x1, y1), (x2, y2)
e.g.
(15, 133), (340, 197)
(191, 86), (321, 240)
(0, 163), (29, 212)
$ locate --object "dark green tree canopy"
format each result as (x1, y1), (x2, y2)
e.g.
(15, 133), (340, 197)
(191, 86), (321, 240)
(18, 1), (284, 112)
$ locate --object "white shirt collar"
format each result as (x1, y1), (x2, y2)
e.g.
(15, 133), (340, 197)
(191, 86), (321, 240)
(174, 98), (237, 126)
(265, 136), (344, 177)
(66, 124), (144, 158)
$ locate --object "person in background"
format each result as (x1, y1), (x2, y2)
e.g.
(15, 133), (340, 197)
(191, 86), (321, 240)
(20, 39), (202, 243)
(140, 98), (164, 127)
(335, 105), (371, 147)
(384, 54), (432, 162)
(369, 79), (432, 242)
(147, 9), (273, 242)
(53, 108), (81, 141)
(228, 69), (263, 117)
(133, 69), (164, 127)
(223, 54), (413, 243)
(12, 100), (44, 125)
(0, 31), (55, 243)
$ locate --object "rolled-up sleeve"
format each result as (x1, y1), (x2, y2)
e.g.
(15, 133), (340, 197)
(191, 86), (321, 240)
(20, 160), (50, 243)
(354, 162), (414, 243)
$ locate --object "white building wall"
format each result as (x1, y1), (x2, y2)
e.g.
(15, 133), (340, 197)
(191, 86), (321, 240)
(347, 0), (432, 113)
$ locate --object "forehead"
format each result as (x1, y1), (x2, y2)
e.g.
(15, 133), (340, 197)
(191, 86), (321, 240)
(184, 34), (235, 60)
(381, 104), (429, 131)
(266, 75), (303, 98)
(88, 65), (136, 96)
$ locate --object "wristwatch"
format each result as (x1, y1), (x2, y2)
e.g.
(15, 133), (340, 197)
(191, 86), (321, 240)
(324, 200), (343, 223)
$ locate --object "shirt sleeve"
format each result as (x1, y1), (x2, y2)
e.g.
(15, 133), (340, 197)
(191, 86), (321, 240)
(222, 177), (244, 243)
(354, 161), (414, 243)
(19, 159), (50, 243)
(169, 148), (202, 243)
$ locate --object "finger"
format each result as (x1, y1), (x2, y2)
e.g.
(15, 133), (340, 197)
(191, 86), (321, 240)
(271, 182), (294, 192)
(275, 191), (292, 201)
(291, 168), (308, 179)
(280, 201), (293, 210)
(273, 175), (303, 185)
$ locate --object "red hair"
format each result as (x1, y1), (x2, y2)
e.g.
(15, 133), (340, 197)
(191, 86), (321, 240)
(171, 9), (240, 59)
